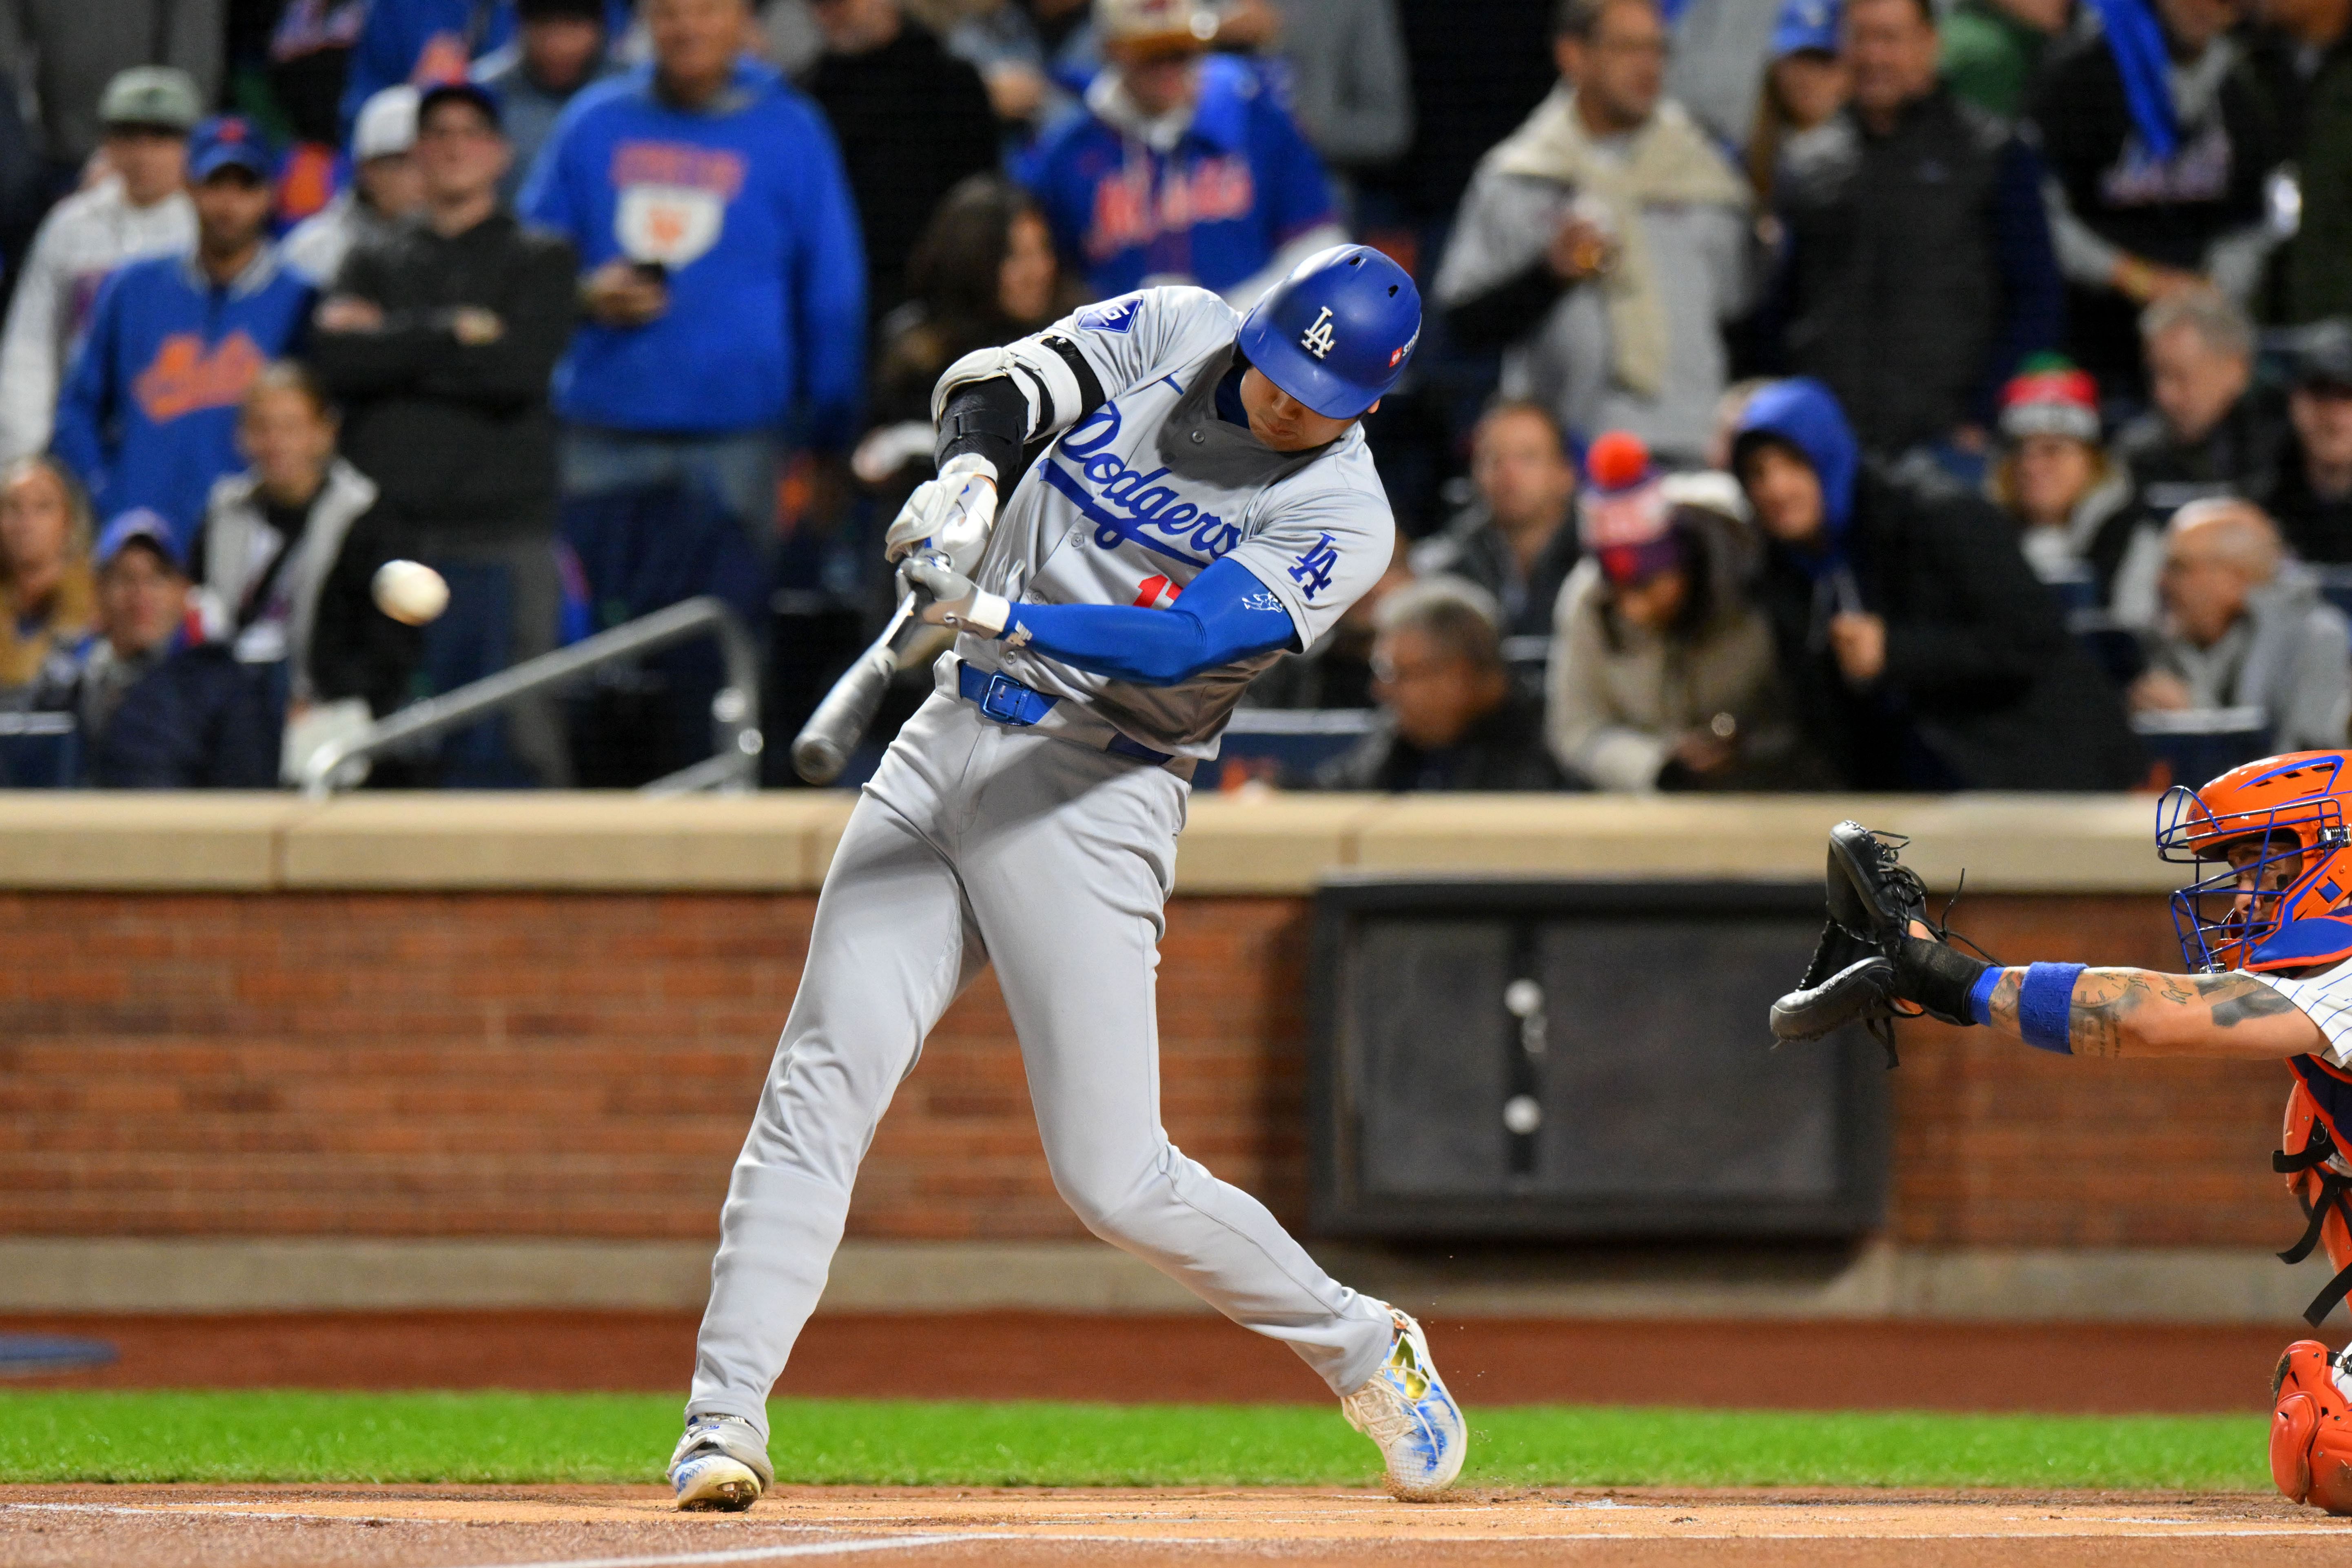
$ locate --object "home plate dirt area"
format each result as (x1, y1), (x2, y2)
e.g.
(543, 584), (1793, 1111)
(2, 1485), (2347, 1568)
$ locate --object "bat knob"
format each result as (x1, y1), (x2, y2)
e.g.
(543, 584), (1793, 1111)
(791, 731), (849, 786)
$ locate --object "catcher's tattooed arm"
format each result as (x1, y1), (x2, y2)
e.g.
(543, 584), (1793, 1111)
(1977, 965), (2324, 1059)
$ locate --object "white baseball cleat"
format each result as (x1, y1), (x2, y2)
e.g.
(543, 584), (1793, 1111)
(1339, 1304), (1467, 1500)
(667, 1413), (774, 1511)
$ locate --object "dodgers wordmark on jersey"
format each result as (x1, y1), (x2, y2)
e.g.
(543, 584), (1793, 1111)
(949, 285), (1396, 759)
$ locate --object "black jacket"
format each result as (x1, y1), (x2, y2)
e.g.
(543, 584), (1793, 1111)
(1774, 87), (2061, 452)
(1757, 460), (2146, 791)
(1407, 502), (1581, 640)
(806, 26), (1000, 324)
(84, 643), (280, 789)
(2268, 433), (2352, 564)
(308, 211), (578, 539)
(2099, 388), (2289, 586)
(1314, 688), (1568, 791)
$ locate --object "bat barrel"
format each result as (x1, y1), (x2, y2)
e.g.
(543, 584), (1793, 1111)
(790, 648), (896, 785)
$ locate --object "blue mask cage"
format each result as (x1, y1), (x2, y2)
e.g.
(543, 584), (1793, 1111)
(2158, 780), (2349, 972)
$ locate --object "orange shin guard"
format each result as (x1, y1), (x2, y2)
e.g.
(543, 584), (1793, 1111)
(2272, 1340), (2352, 1513)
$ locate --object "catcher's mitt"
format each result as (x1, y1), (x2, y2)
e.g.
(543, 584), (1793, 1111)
(1769, 821), (1991, 1066)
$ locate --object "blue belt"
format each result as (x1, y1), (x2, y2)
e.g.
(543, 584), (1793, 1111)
(955, 662), (1177, 765)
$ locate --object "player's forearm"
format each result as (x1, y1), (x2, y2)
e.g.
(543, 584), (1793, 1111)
(1972, 964), (2309, 1059)
(1002, 600), (1290, 686)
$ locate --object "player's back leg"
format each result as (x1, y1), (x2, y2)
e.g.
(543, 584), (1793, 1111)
(953, 721), (1464, 1495)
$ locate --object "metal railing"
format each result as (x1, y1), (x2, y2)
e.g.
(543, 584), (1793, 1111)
(299, 595), (762, 797)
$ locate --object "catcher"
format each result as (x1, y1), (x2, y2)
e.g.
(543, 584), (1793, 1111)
(1771, 752), (2352, 1515)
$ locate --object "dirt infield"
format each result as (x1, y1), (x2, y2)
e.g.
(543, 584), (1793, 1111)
(5, 1312), (2344, 1411)
(2, 1484), (2346, 1567)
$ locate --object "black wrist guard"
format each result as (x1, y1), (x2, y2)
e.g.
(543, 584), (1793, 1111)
(936, 377), (1028, 485)
(1895, 936), (1991, 1026)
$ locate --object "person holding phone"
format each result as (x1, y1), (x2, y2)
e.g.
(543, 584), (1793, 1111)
(522, 0), (867, 544)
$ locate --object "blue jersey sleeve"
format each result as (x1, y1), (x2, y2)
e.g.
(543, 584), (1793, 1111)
(998, 555), (1300, 685)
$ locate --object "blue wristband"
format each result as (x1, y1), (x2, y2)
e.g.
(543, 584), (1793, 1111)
(2018, 962), (2084, 1054)
(1966, 965), (2002, 1028)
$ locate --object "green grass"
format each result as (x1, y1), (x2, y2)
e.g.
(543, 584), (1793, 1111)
(0, 1392), (2273, 1491)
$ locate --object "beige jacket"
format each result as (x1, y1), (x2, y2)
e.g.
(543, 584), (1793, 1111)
(1544, 506), (1816, 791)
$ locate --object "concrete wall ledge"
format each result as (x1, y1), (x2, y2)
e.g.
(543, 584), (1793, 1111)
(0, 1238), (2328, 1324)
(0, 791), (2186, 895)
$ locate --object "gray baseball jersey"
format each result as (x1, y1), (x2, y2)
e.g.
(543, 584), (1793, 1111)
(955, 285), (1397, 758)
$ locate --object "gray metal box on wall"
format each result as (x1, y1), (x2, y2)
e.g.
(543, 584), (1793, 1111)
(1307, 880), (1887, 1240)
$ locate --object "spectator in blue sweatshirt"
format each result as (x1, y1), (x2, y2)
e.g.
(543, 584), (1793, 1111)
(52, 118), (315, 537)
(521, 0), (868, 540)
(1016, 0), (1343, 306)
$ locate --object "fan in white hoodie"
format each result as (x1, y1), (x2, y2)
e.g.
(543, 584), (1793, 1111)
(0, 69), (200, 464)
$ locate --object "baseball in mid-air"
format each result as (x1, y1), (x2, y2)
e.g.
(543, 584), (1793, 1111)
(372, 559), (449, 625)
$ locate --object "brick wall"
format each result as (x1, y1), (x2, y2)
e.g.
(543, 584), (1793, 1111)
(0, 889), (2299, 1248)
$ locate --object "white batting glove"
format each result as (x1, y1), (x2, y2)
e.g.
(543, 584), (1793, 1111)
(884, 453), (999, 574)
(900, 554), (1011, 638)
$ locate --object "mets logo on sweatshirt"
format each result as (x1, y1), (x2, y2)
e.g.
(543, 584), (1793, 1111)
(611, 142), (747, 269)
(1084, 153), (1256, 264)
(133, 332), (267, 423)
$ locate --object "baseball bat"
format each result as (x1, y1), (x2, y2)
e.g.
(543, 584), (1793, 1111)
(790, 584), (946, 785)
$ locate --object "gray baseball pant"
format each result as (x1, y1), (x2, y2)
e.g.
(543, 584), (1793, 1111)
(686, 693), (1394, 1438)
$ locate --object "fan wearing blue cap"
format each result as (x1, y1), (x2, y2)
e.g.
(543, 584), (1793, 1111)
(33, 510), (187, 755)
(31, 505), (279, 787)
(1748, 0), (1846, 202)
(52, 116), (314, 538)
(667, 251), (1471, 1514)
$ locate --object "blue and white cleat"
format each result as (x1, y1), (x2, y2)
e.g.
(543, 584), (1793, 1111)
(1339, 1304), (1467, 1500)
(668, 1413), (774, 1511)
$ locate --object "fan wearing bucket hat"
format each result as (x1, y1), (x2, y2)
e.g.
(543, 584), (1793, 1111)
(1546, 430), (1825, 791)
(1015, 0), (1346, 304)
(1985, 359), (2140, 611)
(0, 68), (202, 465)
(51, 117), (314, 537)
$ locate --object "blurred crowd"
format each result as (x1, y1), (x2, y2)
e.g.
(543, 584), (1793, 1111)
(0, 0), (2347, 791)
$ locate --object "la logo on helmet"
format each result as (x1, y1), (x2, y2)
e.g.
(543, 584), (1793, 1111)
(1300, 306), (1337, 360)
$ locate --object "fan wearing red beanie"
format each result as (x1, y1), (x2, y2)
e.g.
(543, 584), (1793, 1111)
(1545, 430), (1833, 791)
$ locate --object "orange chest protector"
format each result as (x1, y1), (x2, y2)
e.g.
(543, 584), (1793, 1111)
(2279, 1060), (2352, 1326)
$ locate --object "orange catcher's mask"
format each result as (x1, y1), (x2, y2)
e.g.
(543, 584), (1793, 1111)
(2158, 752), (2352, 974)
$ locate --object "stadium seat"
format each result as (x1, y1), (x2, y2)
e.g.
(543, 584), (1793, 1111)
(1195, 708), (1375, 790)
(2131, 706), (2272, 790)
(0, 712), (80, 788)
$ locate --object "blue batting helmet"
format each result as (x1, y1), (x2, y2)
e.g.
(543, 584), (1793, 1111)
(1235, 244), (1421, 421)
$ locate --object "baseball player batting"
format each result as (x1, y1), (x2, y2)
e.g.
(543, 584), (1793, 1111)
(1771, 757), (2352, 1515)
(666, 246), (1465, 1510)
